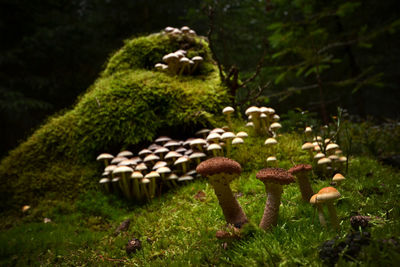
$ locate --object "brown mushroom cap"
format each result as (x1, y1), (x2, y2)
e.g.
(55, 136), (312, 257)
(196, 157), (241, 177)
(288, 164), (312, 174)
(256, 168), (295, 185)
(316, 187), (341, 202)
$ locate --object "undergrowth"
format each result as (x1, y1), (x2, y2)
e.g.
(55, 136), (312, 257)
(1, 127), (399, 266)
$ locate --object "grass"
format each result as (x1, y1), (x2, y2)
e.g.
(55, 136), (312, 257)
(1, 126), (399, 266)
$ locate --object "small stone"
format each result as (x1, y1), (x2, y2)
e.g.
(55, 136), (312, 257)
(350, 215), (370, 230)
(114, 219), (131, 236)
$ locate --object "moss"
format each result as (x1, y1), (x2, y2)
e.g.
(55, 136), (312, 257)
(0, 32), (229, 212)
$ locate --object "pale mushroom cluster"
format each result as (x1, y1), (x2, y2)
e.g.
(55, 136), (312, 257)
(301, 126), (347, 178)
(96, 126), (247, 201)
(154, 49), (203, 75)
(163, 26), (197, 38)
(244, 106), (281, 137)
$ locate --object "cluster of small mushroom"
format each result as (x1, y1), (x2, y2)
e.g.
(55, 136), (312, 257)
(96, 127), (248, 201)
(163, 26), (197, 38)
(155, 49), (203, 75)
(302, 127), (347, 179)
(243, 106), (281, 137)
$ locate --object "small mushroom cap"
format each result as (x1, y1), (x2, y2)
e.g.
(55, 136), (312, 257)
(154, 147), (169, 155)
(167, 173), (179, 180)
(264, 138), (278, 146)
(338, 156), (347, 163)
(144, 154), (160, 163)
(104, 165), (117, 172)
(195, 128), (210, 136)
(210, 128), (225, 134)
(156, 166), (172, 174)
(135, 163), (148, 171)
(99, 178), (110, 184)
(328, 155), (339, 161)
(317, 157), (332, 165)
(314, 152), (325, 160)
(165, 151), (183, 159)
(131, 171), (144, 179)
(190, 138), (207, 147)
(145, 171), (160, 179)
(207, 143), (222, 151)
(305, 126), (312, 133)
(236, 131), (248, 138)
(221, 132), (236, 140)
(178, 175), (194, 182)
(138, 149), (152, 156)
(256, 168), (295, 185)
(113, 166), (134, 175)
(153, 161), (168, 170)
(245, 122), (254, 127)
(192, 56), (203, 62)
(141, 177), (150, 184)
(273, 114), (280, 121)
(117, 150), (133, 157)
(332, 173), (345, 182)
(260, 113), (267, 119)
(174, 156), (189, 165)
(223, 106), (235, 114)
(118, 159), (137, 167)
(97, 153), (114, 161)
(326, 143), (339, 151)
(189, 152), (206, 159)
(316, 187), (341, 202)
(266, 156), (277, 162)
(232, 137), (244, 145)
(111, 156), (128, 164)
(270, 122), (282, 130)
(288, 164), (312, 175)
(301, 142), (314, 150)
(155, 136), (172, 144)
(164, 140), (181, 148)
(196, 157), (241, 177)
(245, 106), (261, 116)
(206, 132), (221, 142)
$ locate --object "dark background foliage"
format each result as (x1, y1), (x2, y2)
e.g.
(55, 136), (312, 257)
(1, 0), (399, 158)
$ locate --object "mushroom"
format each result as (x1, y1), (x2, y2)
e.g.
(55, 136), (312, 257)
(99, 178), (111, 193)
(236, 131), (248, 138)
(309, 194), (327, 227)
(196, 157), (248, 227)
(131, 171), (143, 199)
(221, 132), (236, 157)
(207, 143), (222, 157)
(301, 142), (315, 161)
(113, 166), (134, 199)
(288, 164), (314, 202)
(332, 173), (345, 186)
(245, 106), (262, 135)
(222, 106), (235, 130)
(117, 150), (133, 158)
(316, 187), (341, 230)
(191, 56), (203, 74)
(266, 156), (278, 167)
(96, 153), (114, 167)
(145, 171), (161, 198)
(256, 168), (295, 230)
(195, 129), (210, 139)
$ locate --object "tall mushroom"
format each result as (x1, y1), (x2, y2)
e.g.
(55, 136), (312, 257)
(288, 164), (314, 202)
(196, 157), (248, 227)
(310, 194), (327, 227)
(222, 106), (235, 130)
(256, 168), (295, 230)
(316, 187), (341, 230)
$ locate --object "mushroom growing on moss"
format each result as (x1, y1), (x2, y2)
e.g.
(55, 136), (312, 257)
(222, 106), (235, 130)
(316, 187), (341, 230)
(96, 153), (114, 167)
(256, 168), (295, 230)
(288, 164), (314, 202)
(310, 193), (327, 227)
(196, 157), (248, 227)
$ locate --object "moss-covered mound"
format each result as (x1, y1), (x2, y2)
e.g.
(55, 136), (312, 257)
(0, 32), (229, 212)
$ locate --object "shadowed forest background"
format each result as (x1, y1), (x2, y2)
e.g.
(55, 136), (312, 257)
(1, 0), (399, 158)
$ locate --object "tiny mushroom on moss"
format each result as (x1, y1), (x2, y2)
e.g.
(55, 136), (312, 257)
(196, 157), (248, 227)
(316, 187), (341, 230)
(332, 173), (345, 185)
(96, 153), (114, 167)
(222, 106), (235, 130)
(256, 168), (295, 230)
(310, 194), (327, 227)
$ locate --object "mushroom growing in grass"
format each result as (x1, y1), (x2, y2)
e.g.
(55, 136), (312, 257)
(236, 131), (248, 138)
(221, 132), (236, 157)
(223, 106), (235, 130)
(315, 187), (341, 230)
(332, 173), (345, 186)
(99, 178), (111, 193)
(145, 171), (160, 198)
(131, 171), (143, 200)
(270, 122), (282, 137)
(196, 157), (248, 227)
(264, 137), (278, 155)
(174, 156), (190, 174)
(266, 156), (278, 167)
(310, 194), (327, 227)
(288, 164), (314, 202)
(207, 143), (223, 157)
(191, 56), (203, 74)
(113, 166), (134, 199)
(256, 168), (295, 230)
(117, 150), (133, 158)
(189, 152), (206, 166)
(96, 153), (114, 167)
(245, 106), (262, 135)
(302, 142), (315, 162)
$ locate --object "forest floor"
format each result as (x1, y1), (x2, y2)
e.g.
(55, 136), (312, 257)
(1, 123), (400, 266)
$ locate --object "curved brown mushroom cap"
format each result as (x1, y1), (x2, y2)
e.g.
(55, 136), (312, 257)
(288, 164), (312, 175)
(256, 168), (295, 185)
(196, 157), (241, 177)
(316, 187), (341, 202)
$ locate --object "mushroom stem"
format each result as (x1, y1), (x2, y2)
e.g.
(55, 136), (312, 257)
(120, 173), (132, 199)
(226, 114), (233, 130)
(260, 183), (283, 230)
(296, 174), (314, 202)
(316, 204), (327, 227)
(209, 175), (248, 227)
(326, 201), (340, 230)
(251, 115), (262, 136)
(225, 140), (232, 157)
(132, 179), (141, 200)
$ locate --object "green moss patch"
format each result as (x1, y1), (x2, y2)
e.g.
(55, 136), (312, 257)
(0, 32), (229, 212)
